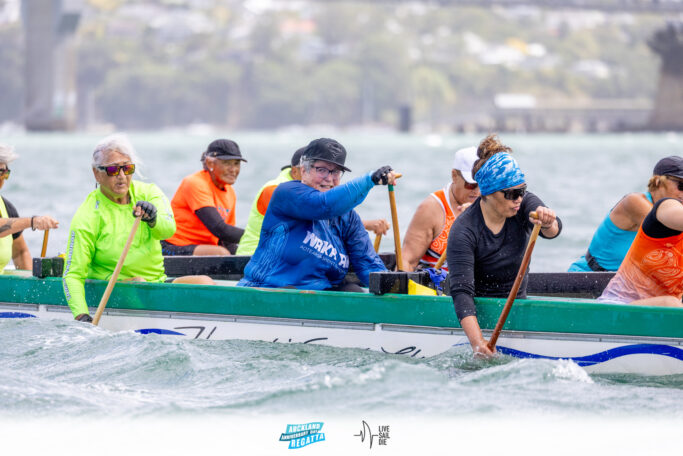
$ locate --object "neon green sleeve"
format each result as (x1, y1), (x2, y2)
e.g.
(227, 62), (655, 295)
(62, 208), (98, 318)
(145, 183), (176, 240)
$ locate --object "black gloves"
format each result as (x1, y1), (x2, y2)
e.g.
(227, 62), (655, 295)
(134, 200), (157, 227)
(75, 313), (93, 323)
(371, 166), (393, 185)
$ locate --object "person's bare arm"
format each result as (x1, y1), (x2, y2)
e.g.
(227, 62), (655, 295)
(401, 197), (443, 271)
(610, 193), (653, 231)
(656, 199), (683, 232)
(11, 234), (32, 270)
(0, 216), (59, 238)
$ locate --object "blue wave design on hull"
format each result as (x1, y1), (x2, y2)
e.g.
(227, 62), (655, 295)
(0, 312), (37, 319)
(497, 343), (683, 367)
(135, 328), (185, 336)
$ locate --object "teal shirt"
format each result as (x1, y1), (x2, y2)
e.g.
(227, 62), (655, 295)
(569, 193), (653, 271)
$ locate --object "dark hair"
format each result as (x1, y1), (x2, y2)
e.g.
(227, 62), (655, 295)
(471, 134), (512, 177)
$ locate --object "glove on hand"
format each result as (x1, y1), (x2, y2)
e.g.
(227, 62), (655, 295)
(371, 166), (393, 185)
(134, 200), (157, 227)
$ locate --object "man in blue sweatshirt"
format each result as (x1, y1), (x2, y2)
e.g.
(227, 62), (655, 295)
(237, 138), (396, 292)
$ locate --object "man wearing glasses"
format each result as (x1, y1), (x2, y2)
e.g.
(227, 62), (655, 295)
(401, 146), (480, 272)
(237, 138), (395, 292)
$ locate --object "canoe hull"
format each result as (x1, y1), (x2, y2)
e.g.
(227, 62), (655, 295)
(3, 297), (682, 376)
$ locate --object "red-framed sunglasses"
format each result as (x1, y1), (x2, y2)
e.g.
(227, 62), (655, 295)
(97, 164), (136, 176)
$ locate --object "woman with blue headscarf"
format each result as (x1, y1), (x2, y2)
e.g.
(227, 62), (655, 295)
(447, 134), (562, 357)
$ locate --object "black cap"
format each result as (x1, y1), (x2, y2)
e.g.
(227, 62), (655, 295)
(300, 138), (351, 172)
(653, 156), (683, 179)
(281, 147), (306, 171)
(204, 139), (247, 162)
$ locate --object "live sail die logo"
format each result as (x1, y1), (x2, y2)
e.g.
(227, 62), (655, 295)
(354, 420), (390, 448)
(279, 422), (326, 449)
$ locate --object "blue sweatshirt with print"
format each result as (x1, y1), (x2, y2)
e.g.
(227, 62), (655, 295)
(237, 173), (386, 289)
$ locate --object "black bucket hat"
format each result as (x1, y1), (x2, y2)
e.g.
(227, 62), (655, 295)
(281, 147), (306, 171)
(300, 138), (351, 172)
(204, 139), (247, 162)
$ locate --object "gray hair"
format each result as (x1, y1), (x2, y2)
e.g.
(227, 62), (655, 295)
(92, 133), (144, 178)
(0, 144), (18, 165)
(300, 157), (315, 172)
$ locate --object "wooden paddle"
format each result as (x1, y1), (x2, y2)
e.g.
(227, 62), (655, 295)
(373, 233), (382, 253)
(388, 173), (403, 271)
(487, 212), (542, 351)
(40, 230), (49, 257)
(92, 216), (141, 326)
(435, 249), (447, 270)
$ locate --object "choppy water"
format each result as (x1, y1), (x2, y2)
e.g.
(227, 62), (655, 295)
(2, 131), (683, 454)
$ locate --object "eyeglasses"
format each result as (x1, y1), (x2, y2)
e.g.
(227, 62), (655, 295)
(313, 166), (344, 179)
(97, 164), (136, 176)
(0, 167), (9, 179)
(501, 185), (527, 200)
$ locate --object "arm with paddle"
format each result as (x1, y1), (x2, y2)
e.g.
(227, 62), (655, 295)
(460, 209), (557, 358)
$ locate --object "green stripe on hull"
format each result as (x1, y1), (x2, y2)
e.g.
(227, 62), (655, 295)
(1, 275), (682, 338)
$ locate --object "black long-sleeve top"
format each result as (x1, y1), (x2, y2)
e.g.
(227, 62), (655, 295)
(447, 192), (562, 321)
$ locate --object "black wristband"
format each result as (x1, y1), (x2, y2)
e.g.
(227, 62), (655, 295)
(31, 216), (36, 231)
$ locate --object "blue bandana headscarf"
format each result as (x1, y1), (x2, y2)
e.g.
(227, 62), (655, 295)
(474, 152), (525, 196)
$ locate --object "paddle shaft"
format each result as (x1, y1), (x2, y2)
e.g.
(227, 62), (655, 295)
(40, 230), (49, 257)
(435, 249), (447, 270)
(388, 184), (403, 271)
(373, 233), (382, 253)
(487, 215), (542, 350)
(92, 217), (141, 326)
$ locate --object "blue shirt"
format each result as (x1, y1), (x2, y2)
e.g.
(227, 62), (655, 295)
(569, 193), (653, 271)
(237, 174), (387, 289)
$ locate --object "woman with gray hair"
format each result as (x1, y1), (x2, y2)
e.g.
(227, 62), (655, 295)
(62, 134), (213, 323)
(0, 144), (59, 273)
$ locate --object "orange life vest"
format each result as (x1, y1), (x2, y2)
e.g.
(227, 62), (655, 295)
(419, 184), (456, 271)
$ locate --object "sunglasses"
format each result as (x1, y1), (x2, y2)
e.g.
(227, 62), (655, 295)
(455, 170), (478, 190)
(668, 176), (683, 191)
(501, 185), (527, 201)
(97, 164), (136, 176)
(0, 167), (9, 179)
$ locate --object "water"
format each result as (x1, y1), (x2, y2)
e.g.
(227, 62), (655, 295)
(2, 131), (683, 454)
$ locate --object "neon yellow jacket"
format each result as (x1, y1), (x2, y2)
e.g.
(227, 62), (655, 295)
(62, 181), (175, 318)
(236, 168), (293, 255)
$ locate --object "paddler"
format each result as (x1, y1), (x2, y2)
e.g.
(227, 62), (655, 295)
(161, 139), (246, 256)
(598, 174), (683, 307)
(237, 138), (394, 292)
(569, 156), (683, 272)
(63, 134), (213, 322)
(447, 134), (561, 357)
(0, 143), (59, 273)
(401, 146), (479, 272)
(237, 147), (391, 256)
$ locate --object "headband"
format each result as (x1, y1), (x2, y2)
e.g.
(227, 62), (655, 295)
(474, 152), (525, 196)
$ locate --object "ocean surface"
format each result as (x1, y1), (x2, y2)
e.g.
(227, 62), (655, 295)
(1, 131), (683, 454)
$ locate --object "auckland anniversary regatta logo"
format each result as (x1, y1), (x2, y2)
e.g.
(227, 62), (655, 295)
(279, 422), (326, 449)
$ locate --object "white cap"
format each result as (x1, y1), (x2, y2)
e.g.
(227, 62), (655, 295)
(452, 146), (478, 184)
